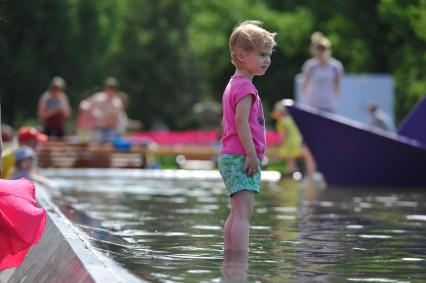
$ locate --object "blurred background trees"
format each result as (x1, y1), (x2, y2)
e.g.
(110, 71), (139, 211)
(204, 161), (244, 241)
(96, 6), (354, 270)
(1, 0), (425, 130)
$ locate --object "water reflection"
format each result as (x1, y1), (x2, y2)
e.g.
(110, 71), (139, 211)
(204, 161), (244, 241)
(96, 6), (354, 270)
(49, 170), (426, 282)
(221, 251), (249, 282)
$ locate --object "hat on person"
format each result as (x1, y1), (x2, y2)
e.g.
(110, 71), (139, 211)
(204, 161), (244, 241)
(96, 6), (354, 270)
(274, 100), (286, 112)
(50, 76), (66, 90)
(271, 99), (287, 119)
(15, 146), (36, 162)
(18, 127), (48, 143)
(105, 77), (119, 89)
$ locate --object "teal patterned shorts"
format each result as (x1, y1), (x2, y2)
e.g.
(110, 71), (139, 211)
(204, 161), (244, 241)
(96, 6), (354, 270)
(218, 154), (262, 197)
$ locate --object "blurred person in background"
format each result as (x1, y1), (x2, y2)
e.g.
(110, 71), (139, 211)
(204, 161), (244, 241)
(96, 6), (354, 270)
(271, 100), (315, 179)
(79, 77), (124, 143)
(37, 76), (72, 138)
(368, 102), (396, 132)
(1, 123), (13, 143)
(1, 127), (47, 179)
(302, 32), (344, 113)
(150, 117), (169, 132)
(9, 146), (36, 180)
(8, 145), (53, 187)
(116, 92), (143, 136)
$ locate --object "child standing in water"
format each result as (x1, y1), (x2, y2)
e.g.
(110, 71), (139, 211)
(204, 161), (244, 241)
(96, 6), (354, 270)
(219, 21), (276, 252)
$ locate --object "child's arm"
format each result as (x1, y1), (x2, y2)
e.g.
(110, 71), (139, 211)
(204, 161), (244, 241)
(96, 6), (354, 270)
(235, 95), (258, 177)
(31, 173), (55, 188)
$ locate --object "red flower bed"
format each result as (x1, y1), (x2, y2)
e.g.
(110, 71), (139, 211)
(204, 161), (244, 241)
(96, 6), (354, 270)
(126, 130), (282, 146)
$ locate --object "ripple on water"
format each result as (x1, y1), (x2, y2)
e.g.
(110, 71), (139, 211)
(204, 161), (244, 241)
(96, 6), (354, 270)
(347, 278), (410, 283)
(359, 234), (392, 239)
(406, 214), (426, 221)
(192, 225), (222, 230)
(401, 257), (424, 261)
(51, 172), (426, 283)
(346, 225), (364, 229)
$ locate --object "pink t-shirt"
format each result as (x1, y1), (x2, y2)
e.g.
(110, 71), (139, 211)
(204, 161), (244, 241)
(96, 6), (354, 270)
(220, 75), (266, 159)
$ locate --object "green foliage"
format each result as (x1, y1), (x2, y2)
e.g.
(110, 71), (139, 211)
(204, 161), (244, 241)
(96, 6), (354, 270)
(378, 0), (426, 120)
(1, 0), (426, 128)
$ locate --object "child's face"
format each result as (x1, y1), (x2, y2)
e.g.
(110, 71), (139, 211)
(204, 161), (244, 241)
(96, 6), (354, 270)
(242, 47), (272, 76)
(18, 157), (34, 171)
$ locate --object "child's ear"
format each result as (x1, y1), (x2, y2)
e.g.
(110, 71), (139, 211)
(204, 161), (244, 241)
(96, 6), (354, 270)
(236, 48), (245, 63)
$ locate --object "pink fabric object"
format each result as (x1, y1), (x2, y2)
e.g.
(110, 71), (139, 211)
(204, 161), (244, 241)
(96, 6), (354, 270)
(0, 178), (46, 270)
(220, 75), (266, 159)
(128, 130), (220, 145)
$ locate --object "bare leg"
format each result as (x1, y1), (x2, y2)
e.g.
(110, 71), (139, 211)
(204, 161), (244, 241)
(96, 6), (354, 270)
(224, 208), (234, 251)
(221, 250), (249, 282)
(230, 190), (254, 251)
(303, 146), (316, 177)
(286, 158), (297, 173)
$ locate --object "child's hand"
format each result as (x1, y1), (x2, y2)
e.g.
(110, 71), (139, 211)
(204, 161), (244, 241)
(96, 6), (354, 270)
(242, 154), (259, 177)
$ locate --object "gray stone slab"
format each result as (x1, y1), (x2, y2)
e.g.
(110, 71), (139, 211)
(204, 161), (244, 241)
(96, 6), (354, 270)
(0, 186), (143, 283)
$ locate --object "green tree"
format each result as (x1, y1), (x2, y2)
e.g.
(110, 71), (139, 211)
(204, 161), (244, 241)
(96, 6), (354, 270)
(378, 0), (426, 120)
(0, 0), (124, 125)
(0, 0), (73, 124)
(1, 0), (425, 128)
(109, 0), (198, 129)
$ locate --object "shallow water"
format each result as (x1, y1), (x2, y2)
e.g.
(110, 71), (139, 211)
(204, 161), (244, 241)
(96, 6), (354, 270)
(48, 169), (426, 283)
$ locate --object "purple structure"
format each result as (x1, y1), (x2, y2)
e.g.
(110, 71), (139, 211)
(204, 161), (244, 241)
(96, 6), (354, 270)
(398, 96), (426, 145)
(285, 96), (426, 187)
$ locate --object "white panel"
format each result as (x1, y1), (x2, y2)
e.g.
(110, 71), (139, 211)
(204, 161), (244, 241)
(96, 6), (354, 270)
(295, 74), (394, 125)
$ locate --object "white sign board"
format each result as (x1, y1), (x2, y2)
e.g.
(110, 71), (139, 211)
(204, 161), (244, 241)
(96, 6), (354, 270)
(295, 74), (394, 125)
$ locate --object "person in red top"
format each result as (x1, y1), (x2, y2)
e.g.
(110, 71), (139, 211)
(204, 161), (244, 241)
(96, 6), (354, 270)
(37, 77), (72, 138)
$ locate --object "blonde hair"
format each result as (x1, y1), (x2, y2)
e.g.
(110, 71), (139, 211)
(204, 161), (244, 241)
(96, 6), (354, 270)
(310, 31), (331, 51)
(229, 20), (277, 68)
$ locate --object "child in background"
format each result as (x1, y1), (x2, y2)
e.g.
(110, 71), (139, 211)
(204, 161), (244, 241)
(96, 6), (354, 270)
(271, 100), (303, 178)
(9, 146), (53, 187)
(218, 21), (276, 252)
(9, 146), (36, 180)
(1, 127), (48, 179)
(272, 99), (316, 179)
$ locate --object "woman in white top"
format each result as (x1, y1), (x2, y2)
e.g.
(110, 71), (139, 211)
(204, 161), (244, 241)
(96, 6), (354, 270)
(302, 32), (344, 113)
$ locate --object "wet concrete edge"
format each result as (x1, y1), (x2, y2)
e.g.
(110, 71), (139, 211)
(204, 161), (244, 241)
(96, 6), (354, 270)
(0, 186), (143, 283)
